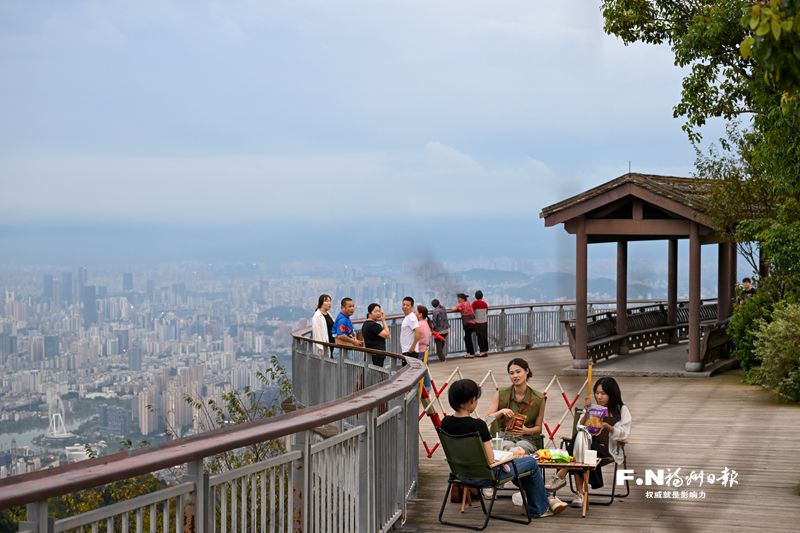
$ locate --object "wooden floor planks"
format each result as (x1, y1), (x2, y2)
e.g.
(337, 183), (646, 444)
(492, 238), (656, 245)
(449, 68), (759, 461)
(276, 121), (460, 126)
(402, 347), (800, 532)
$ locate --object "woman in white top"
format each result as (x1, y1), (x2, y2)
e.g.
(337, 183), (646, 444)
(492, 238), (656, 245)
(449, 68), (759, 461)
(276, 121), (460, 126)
(546, 377), (631, 508)
(311, 294), (334, 356)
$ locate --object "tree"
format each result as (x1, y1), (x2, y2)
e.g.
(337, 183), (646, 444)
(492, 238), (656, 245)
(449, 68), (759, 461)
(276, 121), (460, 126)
(601, 0), (800, 396)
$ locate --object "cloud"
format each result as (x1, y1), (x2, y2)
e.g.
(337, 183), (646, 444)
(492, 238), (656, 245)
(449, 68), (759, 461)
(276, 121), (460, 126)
(0, 143), (566, 222)
(0, 0), (706, 226)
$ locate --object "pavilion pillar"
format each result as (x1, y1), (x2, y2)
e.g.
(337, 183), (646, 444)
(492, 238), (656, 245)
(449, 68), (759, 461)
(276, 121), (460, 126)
(667, 238), (678, 344)
(616, 240), (629, 354)
(686, 222), (703, 372)
(717, 242), (731, 320)
(574, 219), (589, 369)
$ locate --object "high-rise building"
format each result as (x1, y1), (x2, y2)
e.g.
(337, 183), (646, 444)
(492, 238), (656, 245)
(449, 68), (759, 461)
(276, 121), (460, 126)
(100, 405), (129, 436)
(44, 336), (59, 358)
(82, 285), (97, 326)
(43, 275), (54, 299)
(115, 329), (130, 353)
(146, 280), (156, 301)
(61, 272), (73, 307)
(29, 335), (45, 362)
(78, 267), (88, 294)
(123, 273), (134, 292)
(137, 388), (159, 436)
(128, 341), (143, 371)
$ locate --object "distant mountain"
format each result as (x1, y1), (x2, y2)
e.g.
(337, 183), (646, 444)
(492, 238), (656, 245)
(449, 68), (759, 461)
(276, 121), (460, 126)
(456, 269), (530, 284)
(258, 306), (308, 321)
(509, 273), (664, 301)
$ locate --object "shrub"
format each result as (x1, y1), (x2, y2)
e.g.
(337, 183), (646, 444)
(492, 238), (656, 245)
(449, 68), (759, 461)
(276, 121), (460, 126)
(752, 303), (800, 402)
(728, 288), (775, 370)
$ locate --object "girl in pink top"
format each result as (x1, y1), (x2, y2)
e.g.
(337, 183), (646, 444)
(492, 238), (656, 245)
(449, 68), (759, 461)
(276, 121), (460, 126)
(416, 305), (433, 389)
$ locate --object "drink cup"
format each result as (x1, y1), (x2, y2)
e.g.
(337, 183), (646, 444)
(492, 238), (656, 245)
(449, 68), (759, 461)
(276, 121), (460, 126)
(583, 449), (597, 464)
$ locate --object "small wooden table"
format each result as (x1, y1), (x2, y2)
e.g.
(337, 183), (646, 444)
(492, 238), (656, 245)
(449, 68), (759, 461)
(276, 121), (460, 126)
(537, 459), (601, 518)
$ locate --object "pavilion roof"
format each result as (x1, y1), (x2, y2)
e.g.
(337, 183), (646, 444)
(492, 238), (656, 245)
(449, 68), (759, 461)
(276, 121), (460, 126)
(540, 172), (717, 224)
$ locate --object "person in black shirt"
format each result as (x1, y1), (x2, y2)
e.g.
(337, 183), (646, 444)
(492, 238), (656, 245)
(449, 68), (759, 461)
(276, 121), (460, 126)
(440, 379), (567, 518)
(739, 277), (757, 301)
(361, 303), (391, 366)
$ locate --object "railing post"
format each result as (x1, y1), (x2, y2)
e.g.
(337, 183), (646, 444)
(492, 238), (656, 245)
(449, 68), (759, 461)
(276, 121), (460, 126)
(558, 305), (566, 345)
(499, 309), (507, 351)
(358, 409), (376, 532)
(397, 399), (407, 525)
(298, 429), (311, 532)
(185, 460), (209, 533)
(526, 307), (534, 349)
(23, 501), (52, 533)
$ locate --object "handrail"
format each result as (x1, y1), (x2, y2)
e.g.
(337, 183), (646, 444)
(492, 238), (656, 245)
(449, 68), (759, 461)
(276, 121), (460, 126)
(560, 298), (719, 324)
(294, 298), (685, 336)
(0, 340), (425, 510)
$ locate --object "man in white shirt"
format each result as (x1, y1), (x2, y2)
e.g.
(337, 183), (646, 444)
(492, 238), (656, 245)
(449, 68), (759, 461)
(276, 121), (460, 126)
(400, 296), (421, 363)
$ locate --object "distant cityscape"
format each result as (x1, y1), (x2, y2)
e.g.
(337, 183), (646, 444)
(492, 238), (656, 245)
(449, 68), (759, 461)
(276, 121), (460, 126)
(0, 255), (719, 478)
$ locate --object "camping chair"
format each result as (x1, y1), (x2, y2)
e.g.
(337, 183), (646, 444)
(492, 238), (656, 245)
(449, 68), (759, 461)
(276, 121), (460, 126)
(559, 408), (630, 505)
(437, 429), (532, 531)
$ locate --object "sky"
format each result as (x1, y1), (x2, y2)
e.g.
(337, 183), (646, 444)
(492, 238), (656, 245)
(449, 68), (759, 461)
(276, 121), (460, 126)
(0, 1), (725, 264)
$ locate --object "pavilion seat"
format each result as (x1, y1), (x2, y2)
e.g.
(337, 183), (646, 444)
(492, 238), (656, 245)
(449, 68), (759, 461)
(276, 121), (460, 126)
(437, 429), (532, 531)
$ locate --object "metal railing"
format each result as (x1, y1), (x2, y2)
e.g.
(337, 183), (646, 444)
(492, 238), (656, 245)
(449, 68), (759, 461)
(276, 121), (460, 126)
(317, 300), (679, 358)
(0, 338), (425, 533)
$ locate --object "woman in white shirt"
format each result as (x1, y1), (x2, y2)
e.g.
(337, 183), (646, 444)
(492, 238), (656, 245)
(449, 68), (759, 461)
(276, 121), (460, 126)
(546, 377), (631, 508)
(311, 294), (334, 356)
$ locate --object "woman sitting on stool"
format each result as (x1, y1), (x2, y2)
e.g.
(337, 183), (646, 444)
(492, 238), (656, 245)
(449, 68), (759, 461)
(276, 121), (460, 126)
(484, 358), (545, 454)
(545, 376), (631, 508)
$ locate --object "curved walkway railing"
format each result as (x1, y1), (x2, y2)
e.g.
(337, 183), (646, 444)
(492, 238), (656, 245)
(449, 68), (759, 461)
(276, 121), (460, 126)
(0, 339), (425, 533)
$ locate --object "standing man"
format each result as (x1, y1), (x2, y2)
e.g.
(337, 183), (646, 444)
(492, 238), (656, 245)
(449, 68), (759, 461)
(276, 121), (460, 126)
(430, 299), (450, 362)
(333, 297), (362, 351)
(739, 277), (757, 301)
(472, 290), (489, 357)
(452, 293), (477, 358)
(400, 296), (421, 365)
(361, 303), (391, 367)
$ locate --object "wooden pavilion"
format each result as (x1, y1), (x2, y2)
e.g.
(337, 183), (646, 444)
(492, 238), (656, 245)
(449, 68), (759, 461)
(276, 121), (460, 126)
(540, 172), (735, 372)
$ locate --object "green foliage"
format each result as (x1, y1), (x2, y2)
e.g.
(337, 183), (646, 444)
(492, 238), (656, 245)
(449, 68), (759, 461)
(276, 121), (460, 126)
(601, 0), (752, 142)
(741, 0), (800, 92)
(728, 287), (775, 370)
(750, 302), (800, 402)
(180, 355), (293, 474)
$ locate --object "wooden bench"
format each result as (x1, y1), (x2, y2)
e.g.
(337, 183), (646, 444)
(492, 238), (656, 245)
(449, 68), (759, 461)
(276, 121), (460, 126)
(563, 302), (724, 364)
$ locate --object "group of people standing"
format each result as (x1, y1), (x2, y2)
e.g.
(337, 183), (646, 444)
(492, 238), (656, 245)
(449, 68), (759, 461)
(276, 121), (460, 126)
(309, 290), (491, 364)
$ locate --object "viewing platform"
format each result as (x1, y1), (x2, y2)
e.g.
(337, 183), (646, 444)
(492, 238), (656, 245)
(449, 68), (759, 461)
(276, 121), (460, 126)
(406, 347), (799, 532)
(0, 301), (795, 532)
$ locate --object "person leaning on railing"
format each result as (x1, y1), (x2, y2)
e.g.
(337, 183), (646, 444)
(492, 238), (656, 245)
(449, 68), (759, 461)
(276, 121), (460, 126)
(332, 297), (363, 349)
(312, 293), (335, 356)
(362, 302), (391, 366)
(452, 292), (477, 358)
(430, 299), (450, 362)
(472, 290), (490, 357)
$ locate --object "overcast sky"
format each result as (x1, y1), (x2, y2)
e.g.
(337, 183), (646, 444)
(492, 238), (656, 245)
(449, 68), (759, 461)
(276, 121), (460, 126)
(0, 1), (727, 264)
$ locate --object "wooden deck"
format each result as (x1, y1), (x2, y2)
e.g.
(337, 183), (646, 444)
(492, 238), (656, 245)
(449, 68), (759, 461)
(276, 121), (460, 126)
(402, 347), (800, 532)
